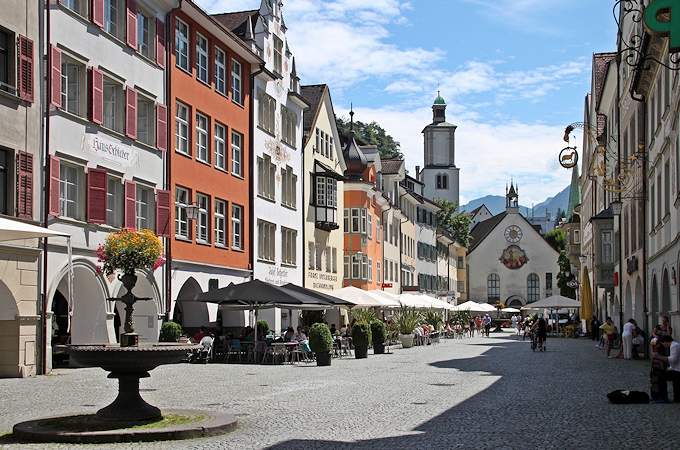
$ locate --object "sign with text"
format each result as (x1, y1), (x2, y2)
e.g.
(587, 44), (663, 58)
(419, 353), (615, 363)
(84, 134), (138, 168)
(644, 0), (680, 53)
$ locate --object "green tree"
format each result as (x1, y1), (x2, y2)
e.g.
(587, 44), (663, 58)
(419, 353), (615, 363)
(545, 228), (567, 252)
(556, 251), (576, 299)
(336, 116), (403, 159)
(436, 199), (472, 248)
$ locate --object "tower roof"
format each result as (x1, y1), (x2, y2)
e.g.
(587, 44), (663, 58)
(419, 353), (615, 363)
(433, 91), (446, 106)
(343, 108), (368, 178)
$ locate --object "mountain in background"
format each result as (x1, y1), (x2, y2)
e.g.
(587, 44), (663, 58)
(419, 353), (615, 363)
(461, 185), (570, 218)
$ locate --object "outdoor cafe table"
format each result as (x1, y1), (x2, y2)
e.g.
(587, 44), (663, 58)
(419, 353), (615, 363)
(270, 342), (299, 364)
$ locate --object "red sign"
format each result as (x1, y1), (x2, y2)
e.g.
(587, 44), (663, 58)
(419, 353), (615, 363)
(381, 283), (393, 288)
(614, 272), (619, 287)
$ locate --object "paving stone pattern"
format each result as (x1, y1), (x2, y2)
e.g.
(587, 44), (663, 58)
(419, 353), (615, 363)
(0, 333), (678, 449)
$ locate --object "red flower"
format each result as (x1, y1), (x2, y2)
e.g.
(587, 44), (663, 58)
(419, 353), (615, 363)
(95, 265), (103, 275)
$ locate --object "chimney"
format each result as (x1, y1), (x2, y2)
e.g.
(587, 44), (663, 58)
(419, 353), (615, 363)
(415, 166), (420, 181)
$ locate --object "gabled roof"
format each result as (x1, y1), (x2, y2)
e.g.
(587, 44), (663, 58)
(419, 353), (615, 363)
(381, 159), (404, 175)
(469, 204), (487, 216)
(300, 84), (326, 137)
(212, 10), (259, 38)
(468, 212), (507, 252)
(592, 52), (616, 110)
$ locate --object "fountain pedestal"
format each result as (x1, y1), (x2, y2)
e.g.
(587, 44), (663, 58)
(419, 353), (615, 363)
(98, 372), (160, 421)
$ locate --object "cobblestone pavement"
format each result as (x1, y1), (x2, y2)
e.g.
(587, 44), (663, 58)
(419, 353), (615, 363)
(1, 332), (678, 449)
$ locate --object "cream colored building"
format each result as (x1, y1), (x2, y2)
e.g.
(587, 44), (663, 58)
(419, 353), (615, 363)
(301, 85), (345, 292)
(0, 0), (41, 377)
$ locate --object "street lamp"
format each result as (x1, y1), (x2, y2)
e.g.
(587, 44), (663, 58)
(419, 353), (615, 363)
(610, 200), (623, 216)
(185, 204), (200, 221)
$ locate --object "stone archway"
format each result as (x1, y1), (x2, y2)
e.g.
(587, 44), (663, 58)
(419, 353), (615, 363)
(174, 277), (208, 328)
(113, 271), (162, 344)
(651, 274), (659, 326)
(0, 281), (20, 377)
(634, 277), (644, 325)
(506, 296), (525, 308)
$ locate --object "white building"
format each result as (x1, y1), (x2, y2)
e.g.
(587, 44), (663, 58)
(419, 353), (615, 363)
(467, 186), (560, 307)
(45, 0), (175, 368)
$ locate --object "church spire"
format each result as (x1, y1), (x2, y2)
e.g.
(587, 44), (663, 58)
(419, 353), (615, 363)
(432, 91), (446, 124)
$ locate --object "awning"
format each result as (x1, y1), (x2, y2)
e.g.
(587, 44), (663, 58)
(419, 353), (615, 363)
(521, 295), (580, 310)
(365, 290), (401, 308)
(453, 301), (496, 313)
(332, 286), (383, 308)
(399, 293), (454, 310)
(0, 217), (70, 242)
(314, 161), (345, 180)
(281, 283), (353, 306)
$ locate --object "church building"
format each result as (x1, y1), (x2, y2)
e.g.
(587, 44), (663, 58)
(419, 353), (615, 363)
(466, 184), (560, 307)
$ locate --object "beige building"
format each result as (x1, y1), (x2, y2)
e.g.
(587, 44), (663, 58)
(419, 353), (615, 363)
(0, 0), (41, 377)
(301, 85), (345, 292)
(455, 245), (468, 302)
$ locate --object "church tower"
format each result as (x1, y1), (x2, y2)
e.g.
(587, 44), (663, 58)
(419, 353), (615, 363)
(506, 181), (519, 213)
(420, 93), (460, 206)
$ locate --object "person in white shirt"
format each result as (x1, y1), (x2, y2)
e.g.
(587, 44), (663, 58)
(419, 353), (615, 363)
(656, 336), (680, 402)
(622, 319), (635, 360)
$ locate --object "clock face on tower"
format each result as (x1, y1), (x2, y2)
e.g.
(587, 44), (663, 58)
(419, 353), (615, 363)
(504, 225), (523, 243)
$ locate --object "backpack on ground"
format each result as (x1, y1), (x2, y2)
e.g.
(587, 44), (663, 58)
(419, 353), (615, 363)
(607, 390), (650, 404)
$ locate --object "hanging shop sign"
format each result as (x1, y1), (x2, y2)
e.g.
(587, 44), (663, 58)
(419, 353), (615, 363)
(644, 0), (680, 53)
(559, 146), (579, 169)
(84, 134), (138, 168)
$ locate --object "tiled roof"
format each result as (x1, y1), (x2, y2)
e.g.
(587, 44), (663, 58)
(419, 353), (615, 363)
(592, 52), (616, 109)
(300, 84), (326, 136)
(381, 159), (404, 175)
(468, 212), (507, 253)
(212, 10), (258, 37)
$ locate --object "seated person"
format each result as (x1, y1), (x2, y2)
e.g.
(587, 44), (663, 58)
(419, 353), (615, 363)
(192, 327), (206, 343)
(293, 326), (307, 342)
(339, 324), (348, 336)
(283, 326), (295, 342)
(240, 326), (254, 342)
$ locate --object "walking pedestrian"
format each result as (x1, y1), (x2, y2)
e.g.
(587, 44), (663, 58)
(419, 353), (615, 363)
(511, 315), (518, 335)
(483, 314), (492, 337)
(591, 315), (601, 342)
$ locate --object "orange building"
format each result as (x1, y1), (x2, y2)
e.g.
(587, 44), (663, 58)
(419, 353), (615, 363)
(168, 1), (261, 327)
(342, 132), (388, 290)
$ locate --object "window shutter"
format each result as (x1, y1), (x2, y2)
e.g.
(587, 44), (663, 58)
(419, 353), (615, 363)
(156, 189), (171, 237)
(126, 0), (137, 49)
(92, 0), (104, 28)
(156, 103), (167, 151)
(49, 156), (61, 217)
(17, 36), (34, 103)
(156, 19), (165, 68)
(90, 67), (104, 124)
(87, 168), (107, 224)
(125, 87), (137, 139)
(50, 45), (62, 108)
(124, 181), (137, 229)
(16, 152), (33, 219)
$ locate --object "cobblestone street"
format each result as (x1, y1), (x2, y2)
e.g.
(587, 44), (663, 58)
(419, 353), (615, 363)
(1, 332), (678, 449)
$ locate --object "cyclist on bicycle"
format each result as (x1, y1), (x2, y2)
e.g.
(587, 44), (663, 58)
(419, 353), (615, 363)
(532, 316), (547, 352)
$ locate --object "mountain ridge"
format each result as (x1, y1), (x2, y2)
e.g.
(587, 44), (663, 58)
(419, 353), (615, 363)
(461, 185), (570, 218)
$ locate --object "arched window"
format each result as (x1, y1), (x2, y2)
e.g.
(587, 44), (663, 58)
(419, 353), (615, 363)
(487, 274), (500, 300)
(527, 273), (540, 303)
(436, 174), (449, 190)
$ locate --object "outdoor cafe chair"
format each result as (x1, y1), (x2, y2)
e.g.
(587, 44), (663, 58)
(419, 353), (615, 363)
(227, 339), (243, 363)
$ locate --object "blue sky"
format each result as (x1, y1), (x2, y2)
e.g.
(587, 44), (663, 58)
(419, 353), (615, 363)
(197, 0), (617, 205)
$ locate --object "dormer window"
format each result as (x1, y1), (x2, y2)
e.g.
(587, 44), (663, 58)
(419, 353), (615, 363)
(273, 36), (283, 75)
(314, 173), (338, 231)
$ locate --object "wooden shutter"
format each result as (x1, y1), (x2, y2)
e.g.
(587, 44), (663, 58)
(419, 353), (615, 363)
(17, 36), (34, 103)
(92, 0), (104, 28)
(50, 46), (62, 108)
(156, 19), (165, 68)
(156, 103), (167, 151)
(125, 87), (137, 139)
(124, 180), (136, 229)
(90, 67), (104, 125)
(49, 156), (61, 217)
(126, 0), (137, 49)
(16, 152), (33, 219)
(87, 168), (107, 224)
(156, 189), (170, 237)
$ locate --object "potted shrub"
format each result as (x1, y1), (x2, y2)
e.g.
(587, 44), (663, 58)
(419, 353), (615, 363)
(309, 323), (333, 366)
(424, 309), (444, 331)
(371, 320), (387, 355)
(352, 322), (372, 359)
(257, 320), (270, 338)
(159, 321), (182, 342)
(396, 307), (421, 348)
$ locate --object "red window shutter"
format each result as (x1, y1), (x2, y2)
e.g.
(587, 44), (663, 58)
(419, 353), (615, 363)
(125, 87), (137, 139)
(90, 67), (104, 125)
(124, 180), (137, 229)
(156, 103), (167, 151)
(156, 19), (165, 68)
(16, 152), (33, 219)
(156, 189), (171, 237)
(49, 156), (61, 217)
(126, 0), (137, 49)
(17, 36), (34, 103)
(87, 168), (107, 224)
(50, 46), (62, 108)
(92, 0), (104, 28)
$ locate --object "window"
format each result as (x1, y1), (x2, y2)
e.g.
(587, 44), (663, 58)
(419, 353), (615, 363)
(273, 35), (283, 74)
(436, 174), (448, 190)
(231, 59), (242, 104)
(232, 204), (242, 250)
(214, 122), (226, 170)
(61, 55), (86, 116)
(281, 106), (296, 147)
(0, 150), (8, 214)
(368, 257), (373, 282)
(377, 262), (381, 283)
(527, 273), (540, 303)
(367, 213), (373, 239)
(231, 131), (242, 176)
(175, 19), (189, 71)
(351, 254), (360, 279)
(258, 219), (276, 262)
(281, 227), (297, 266)
(103, 76), (123, 133)
(196, 33), (208, 84)
(332, 248), (337, 273)
(280, 166), (296, 209)
(175, 101), (190, 155)
(664, 160), (670, 217)
(175, 186), (189, 239)
(104, 0), (123, 38)
(195, 193), (209, 243)
(344, 255), (350, 278)
(137, 94), (155, 146)
(0, 29), (12, 93)
(196, 112), (209, 163)
(651, 182), (656, 228)
(315, 243), (323, 270)
(59, 162), (84, 220)
(360, 209), (367, 234)
(215, 47), (226, 95)
(351, 208), (360, 233)
(573, 229), (581, 244)
(258, 90), (276, 135)
(344, 209), (349, 231)
(257, 154), (276, 201)
(657, 173), (662, 224)
(601, 230), (613, 264)
(62, 0), (88, 16)
(135, 185), (155, 231)
(308, 242), (315, 269)
(316, 176), (326, 206)
(487, 274), (500, 300)
(137, 9), (155, 59)
(546, 273), (553, 291)
(215, 199), (226, 247)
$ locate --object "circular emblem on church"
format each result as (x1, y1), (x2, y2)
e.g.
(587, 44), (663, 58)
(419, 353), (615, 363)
(504, 225), (523, 243)
(500, 245), (529, 270)
(559, 146), (579, 169)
